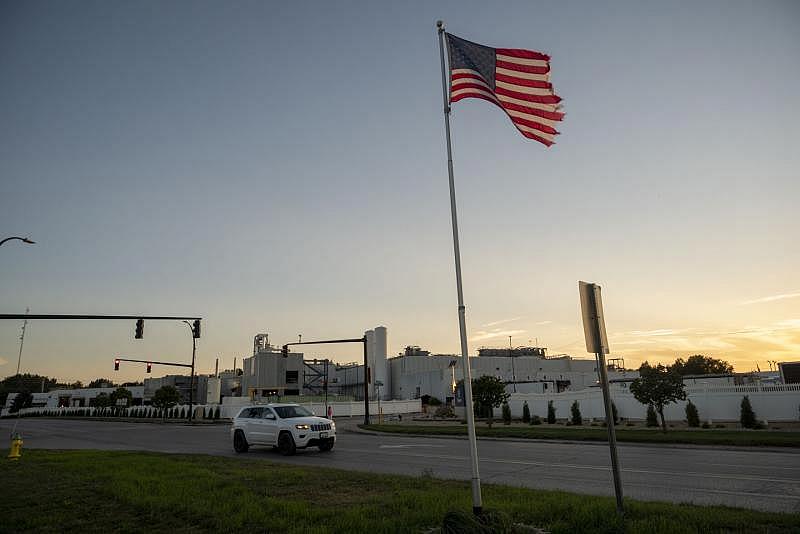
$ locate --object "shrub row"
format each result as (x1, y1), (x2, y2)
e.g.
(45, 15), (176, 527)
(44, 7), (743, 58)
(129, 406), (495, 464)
(505, 396), (767, 429)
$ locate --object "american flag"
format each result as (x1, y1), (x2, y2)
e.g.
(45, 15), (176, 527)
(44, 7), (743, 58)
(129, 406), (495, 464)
(445, 33), (564, 146)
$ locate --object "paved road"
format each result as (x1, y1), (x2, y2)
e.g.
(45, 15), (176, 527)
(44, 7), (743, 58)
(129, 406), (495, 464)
(3, 418), (798, 513)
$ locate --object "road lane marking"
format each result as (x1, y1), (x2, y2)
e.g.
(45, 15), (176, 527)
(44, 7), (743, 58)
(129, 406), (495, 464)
(378, 444), (446, 449)
(338, 447), (800, 485)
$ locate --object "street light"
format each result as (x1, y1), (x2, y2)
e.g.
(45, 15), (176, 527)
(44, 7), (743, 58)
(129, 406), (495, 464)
(182, 320), (198, 423)
(0, 236), (35, 247)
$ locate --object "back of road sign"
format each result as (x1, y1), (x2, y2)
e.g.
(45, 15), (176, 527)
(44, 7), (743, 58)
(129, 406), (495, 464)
(579, 281), (609, 354)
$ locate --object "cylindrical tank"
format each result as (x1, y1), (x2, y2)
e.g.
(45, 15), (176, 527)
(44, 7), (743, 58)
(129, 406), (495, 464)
(374, 326), (389, 400)
(364, 329), (375, 399)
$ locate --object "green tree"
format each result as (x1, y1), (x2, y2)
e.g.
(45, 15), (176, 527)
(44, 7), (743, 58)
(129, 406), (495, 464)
(630, 361), (687, 432)
(522, 401), (531, 424)
(740, 396), (757, 429)
(547, 400), (556, 424)
(458, 377), (510, 427)
(152, 386), (181, 420)
(501, 402), (511, 425)
(92, 392), (112, 408)
(685, 400), (700, 427)
(570, 400), (582, 426)
(671, 355), (733, 376)
(9, 390), (33, 413)
(646, 405), (659, 427)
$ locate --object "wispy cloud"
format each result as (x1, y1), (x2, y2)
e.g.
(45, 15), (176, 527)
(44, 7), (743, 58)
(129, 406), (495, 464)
(534, 320), (553, 326)
(0, 357), (8, 366)
(470, 329), (526, 343)
(616, 329), (684, 337)
(482, 316), (524, 328)
(739, 291), (800, 306)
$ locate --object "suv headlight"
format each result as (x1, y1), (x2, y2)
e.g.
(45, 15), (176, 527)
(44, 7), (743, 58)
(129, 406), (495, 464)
(295, 424), (310, 430)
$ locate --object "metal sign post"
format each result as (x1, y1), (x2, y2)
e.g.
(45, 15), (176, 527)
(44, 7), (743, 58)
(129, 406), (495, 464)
(579, 281), (624, 516)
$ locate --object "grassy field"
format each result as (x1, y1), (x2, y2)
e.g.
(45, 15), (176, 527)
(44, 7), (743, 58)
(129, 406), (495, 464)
(1, 450), (799, 533)
(362, 423), (800, 447)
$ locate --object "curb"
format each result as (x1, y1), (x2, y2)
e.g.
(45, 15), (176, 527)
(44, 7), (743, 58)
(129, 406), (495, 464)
(346, 425), (800, 453)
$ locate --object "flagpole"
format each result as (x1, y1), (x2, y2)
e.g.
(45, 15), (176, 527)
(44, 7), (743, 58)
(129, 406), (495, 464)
(437, 19), (483, 515)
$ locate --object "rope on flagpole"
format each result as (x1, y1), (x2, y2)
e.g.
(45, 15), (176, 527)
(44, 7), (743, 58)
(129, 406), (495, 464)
(436, 19), (483, 516)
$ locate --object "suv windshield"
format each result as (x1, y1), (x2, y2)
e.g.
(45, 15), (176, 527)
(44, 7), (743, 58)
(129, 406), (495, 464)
(273, 405), (313, 419)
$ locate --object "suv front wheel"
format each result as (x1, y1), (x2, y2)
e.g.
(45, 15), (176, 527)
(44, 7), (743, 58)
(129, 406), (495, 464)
(233, 430), (249, 453)
(318, 439), (334, 452)
(278, 432), (296, 456)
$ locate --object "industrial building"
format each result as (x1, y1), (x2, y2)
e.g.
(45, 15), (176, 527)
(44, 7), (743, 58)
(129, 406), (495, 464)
(143, 374), (221, 405)
(237, 326), (615, 404)
(2, 386), (145, 410)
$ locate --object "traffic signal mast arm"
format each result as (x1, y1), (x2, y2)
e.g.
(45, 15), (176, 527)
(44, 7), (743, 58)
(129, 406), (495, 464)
(114, 358), (192, 368)
(0, 314), (201, 321)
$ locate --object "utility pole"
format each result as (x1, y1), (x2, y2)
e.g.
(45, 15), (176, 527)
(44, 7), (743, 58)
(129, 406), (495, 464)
(182, 321), (198, 423)
(12, 308), (30, 437)
(16, 308), (29, 379)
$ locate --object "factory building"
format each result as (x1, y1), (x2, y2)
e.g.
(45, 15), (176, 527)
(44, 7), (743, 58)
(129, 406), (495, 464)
(241, 334), (305, 398)
(237, 326), (615, 404)
(143, 375), (221, 405)
(386, 350), (605, 403)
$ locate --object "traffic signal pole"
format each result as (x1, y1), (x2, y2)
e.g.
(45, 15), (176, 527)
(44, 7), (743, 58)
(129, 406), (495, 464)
(190, 334), (196, 423)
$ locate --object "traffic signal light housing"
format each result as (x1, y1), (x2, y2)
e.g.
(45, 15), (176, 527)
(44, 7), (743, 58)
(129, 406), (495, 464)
(135, 319), (144, 339)
(146, 362), (152, 373)
(282, 345), (289, 358)
(114, 359), (120, 371)
(192, 319), (201, 339)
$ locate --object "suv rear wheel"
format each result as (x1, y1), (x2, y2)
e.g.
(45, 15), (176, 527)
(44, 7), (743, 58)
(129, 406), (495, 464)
(278, 432), (296, 456)
(233, 430), (249, 453)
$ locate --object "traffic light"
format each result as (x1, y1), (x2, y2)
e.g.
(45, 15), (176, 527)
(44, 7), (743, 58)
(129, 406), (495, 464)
(135, 319), (144, 339)
(282, 345), (289, 357)
(192, 319), (201, 339)
(114, 359), (120, 371)
(146, 362), (152, 373)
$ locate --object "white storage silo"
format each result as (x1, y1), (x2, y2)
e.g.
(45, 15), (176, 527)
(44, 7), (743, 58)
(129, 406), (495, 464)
(373, 326), (389, 400)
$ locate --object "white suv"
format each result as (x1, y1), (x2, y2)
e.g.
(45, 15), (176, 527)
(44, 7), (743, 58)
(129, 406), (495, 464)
(231, 403), (336, 455)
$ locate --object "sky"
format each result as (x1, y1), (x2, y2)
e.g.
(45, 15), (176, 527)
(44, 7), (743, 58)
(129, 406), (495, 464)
(1, 1), (798, 383)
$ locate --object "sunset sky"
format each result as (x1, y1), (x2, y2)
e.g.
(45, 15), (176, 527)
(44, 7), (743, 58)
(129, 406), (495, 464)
(1, 1), (798, 383)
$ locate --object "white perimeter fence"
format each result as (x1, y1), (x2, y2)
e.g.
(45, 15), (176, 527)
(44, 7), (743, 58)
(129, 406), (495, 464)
(4, 398), (423, 420)
(499, 384), (800, 423)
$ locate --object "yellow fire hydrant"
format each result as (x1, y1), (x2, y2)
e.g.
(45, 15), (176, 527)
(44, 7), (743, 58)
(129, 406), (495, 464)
(8, 433), (23, 460)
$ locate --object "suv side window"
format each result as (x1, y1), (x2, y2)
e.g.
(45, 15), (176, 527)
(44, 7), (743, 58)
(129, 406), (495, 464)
(240, 407), (263, 418)
(262, 408), (276, 419)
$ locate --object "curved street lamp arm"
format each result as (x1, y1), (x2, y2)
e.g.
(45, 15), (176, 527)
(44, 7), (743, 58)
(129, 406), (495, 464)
(0, 236), (35, 247)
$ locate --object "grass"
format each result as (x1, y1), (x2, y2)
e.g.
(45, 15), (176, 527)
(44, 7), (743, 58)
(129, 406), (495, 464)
(1, 450), (799, 533)
(362, 423), (800, 447)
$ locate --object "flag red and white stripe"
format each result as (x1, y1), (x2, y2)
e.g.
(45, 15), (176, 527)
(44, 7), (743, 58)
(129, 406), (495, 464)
(446, 33), (564, 146)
